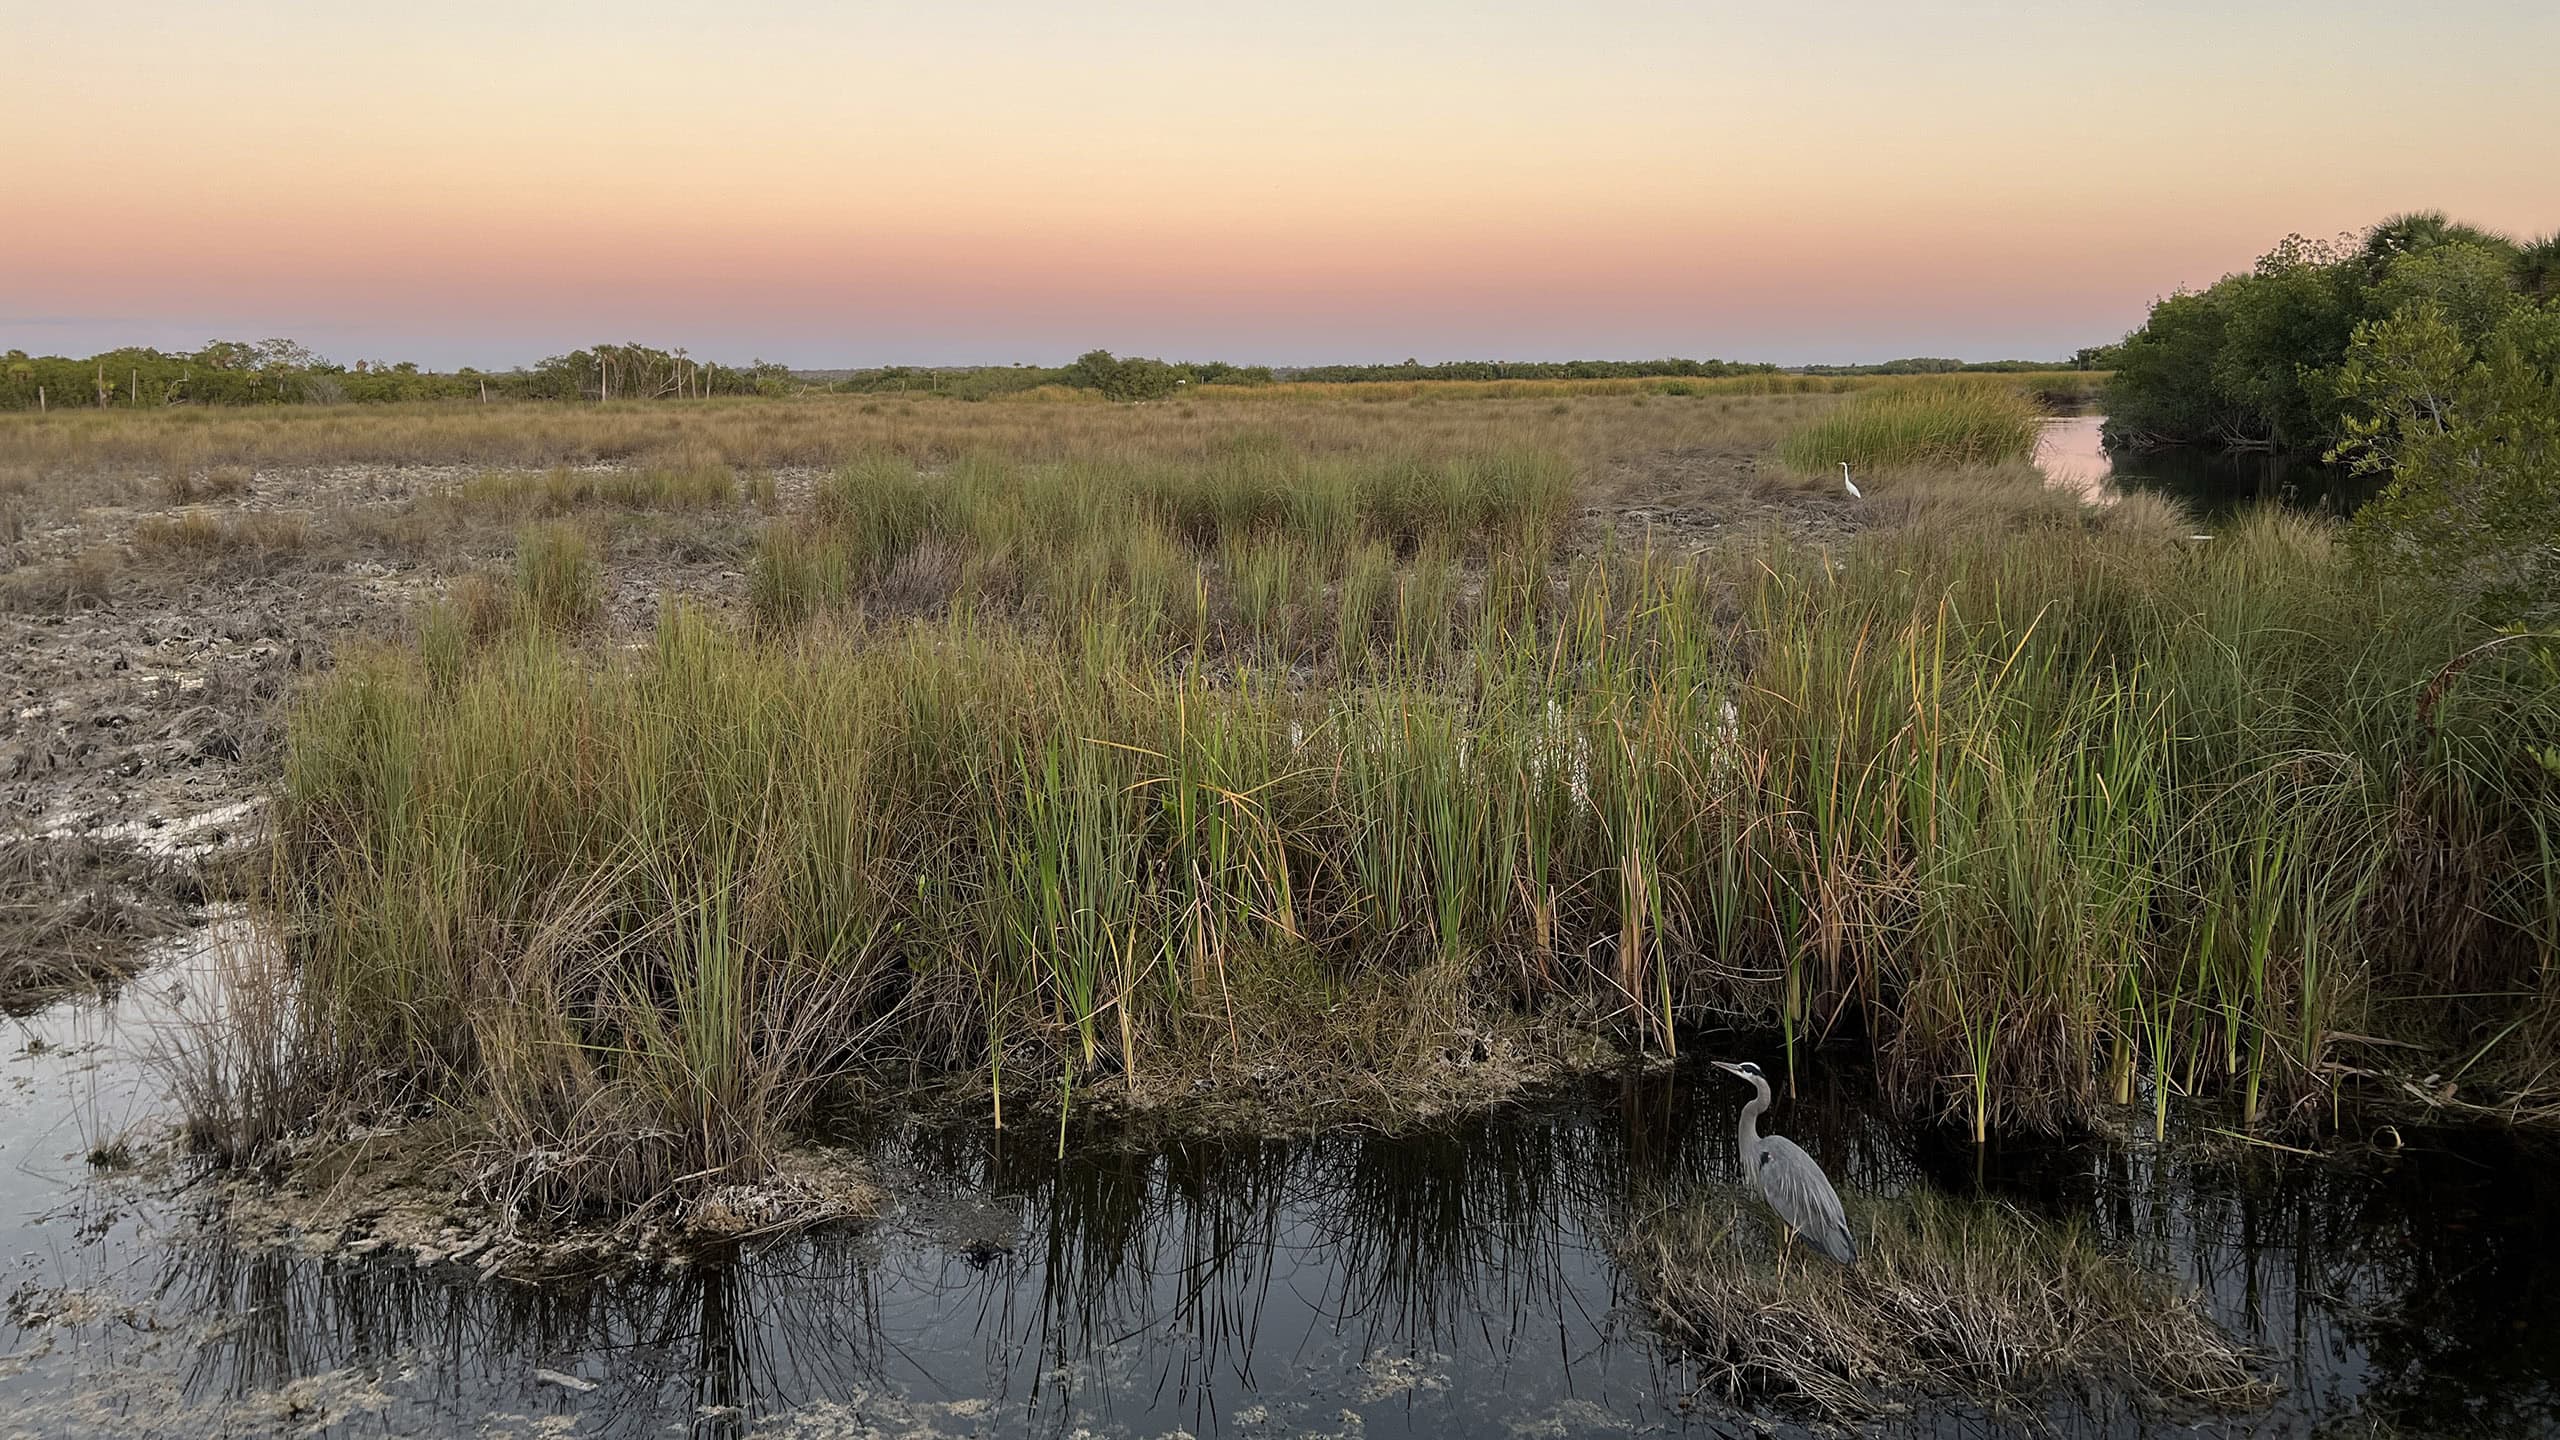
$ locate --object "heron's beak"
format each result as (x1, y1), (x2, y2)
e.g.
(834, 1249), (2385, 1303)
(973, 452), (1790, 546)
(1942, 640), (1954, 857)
(1709, 1060), (1744, 1077)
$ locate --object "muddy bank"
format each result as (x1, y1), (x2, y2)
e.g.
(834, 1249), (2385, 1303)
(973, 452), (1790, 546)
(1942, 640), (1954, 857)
(215, 1137), (881, 1281)
(0, 458), (802, 1021)
(203, 979), (1639, 1279)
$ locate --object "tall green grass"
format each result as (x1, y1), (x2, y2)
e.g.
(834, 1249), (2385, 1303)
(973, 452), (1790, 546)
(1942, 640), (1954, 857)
(1777, 380), (2045, 474)
(746, 447), (1575, 655)
(229, 469), (2559, 1218)
(512, 521), (600, 630)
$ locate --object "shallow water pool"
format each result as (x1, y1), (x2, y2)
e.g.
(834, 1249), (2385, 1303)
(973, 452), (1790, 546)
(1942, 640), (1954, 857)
(2, 929), (2554, 1438)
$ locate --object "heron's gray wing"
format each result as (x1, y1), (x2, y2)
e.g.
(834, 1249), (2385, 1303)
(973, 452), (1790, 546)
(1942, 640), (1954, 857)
(1754, 1135), (1858, 1263)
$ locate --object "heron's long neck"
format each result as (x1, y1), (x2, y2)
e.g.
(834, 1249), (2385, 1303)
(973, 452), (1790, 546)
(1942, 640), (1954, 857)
(1738, 1078), (1769, 1157)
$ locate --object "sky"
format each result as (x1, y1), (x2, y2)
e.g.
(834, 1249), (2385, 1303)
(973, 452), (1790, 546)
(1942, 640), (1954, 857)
(9, 1), (2557, 370)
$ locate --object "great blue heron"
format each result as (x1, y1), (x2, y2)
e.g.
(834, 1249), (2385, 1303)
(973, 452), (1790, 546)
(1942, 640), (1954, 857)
(1839, 462), (1863, 500)
(1713, 1059), (1858, 1272)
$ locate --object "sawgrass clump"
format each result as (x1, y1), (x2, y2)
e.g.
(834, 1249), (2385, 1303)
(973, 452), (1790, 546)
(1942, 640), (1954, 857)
(1778, 379), (2044, 473)
(748, 446), (1574, 654)
(511, 521), (600, 630)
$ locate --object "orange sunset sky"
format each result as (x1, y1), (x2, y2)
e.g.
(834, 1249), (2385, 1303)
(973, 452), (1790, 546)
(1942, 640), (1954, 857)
(11, 1), (2557, 368)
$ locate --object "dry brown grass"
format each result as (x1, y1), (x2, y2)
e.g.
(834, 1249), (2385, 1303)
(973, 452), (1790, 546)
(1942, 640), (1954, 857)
(0, 389), (1844, 477)
(0, 838), (192, 1014)
(450, 573), (517, 639)
(1627, 1188), (2270, 1420)
(157, 465), (251, 504)
(449, 463), (736, 518)
(130, 509), (311, 572)
(0, 545), (120, 612)
(2098, 487), (2205, 543)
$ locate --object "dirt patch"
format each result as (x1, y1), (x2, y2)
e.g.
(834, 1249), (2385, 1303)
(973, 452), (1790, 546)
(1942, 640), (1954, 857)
(1, 460), (798, 930)
(4, 537), (367, 843)
(1593, 444), (1867, 552)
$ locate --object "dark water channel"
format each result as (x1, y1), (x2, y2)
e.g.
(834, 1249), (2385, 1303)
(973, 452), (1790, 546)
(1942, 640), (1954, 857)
(2034, 417), (2387, 517)
(5, 936), (2558, 1437)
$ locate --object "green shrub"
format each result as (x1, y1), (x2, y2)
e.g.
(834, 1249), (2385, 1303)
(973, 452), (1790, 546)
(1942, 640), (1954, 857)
(2339, 301), (2560, 625)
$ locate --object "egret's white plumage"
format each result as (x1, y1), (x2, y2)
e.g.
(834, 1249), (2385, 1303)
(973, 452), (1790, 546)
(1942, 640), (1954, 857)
(1840, 462), (1864, 500)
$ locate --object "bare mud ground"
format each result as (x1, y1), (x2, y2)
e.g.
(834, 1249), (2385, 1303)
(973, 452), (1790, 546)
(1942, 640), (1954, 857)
(0, 461), (814, 1004)
(1593, 443), (1867, 552)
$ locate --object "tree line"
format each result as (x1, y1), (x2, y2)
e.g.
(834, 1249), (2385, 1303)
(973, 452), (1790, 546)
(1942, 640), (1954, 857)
(1800, 357), (2091, 376)
(0, 340), (795, 410)
(822, 352), (1276, 402)
(4, 341), (1788, 410)
(1277, 356), (1776, 384)
(824, 353), (1783, 402)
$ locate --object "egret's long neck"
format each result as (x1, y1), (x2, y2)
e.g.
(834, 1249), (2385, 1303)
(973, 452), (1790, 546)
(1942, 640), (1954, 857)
(1737, 1076), (1769, 1157)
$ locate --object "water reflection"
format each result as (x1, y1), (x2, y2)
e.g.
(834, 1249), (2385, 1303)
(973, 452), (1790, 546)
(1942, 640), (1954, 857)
(2034, 416), (2387, 517)
(5, 959), (2559, 1437)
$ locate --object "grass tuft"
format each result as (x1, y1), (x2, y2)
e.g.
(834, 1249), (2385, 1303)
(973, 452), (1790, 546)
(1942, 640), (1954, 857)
(1627, 1189), (2270, 1419)
(0, 546), (120, 612)
(512, 522), (600, 630)
(131, 510), (310, 571)
(1778, 380), (2044, 474)
(456, 464), (736, 517)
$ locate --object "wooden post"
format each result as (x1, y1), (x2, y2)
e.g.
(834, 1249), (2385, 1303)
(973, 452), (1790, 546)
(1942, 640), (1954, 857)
(131, 368), (140, 406)
(36, 386), (44, 412)
(480, 376), (489, 403)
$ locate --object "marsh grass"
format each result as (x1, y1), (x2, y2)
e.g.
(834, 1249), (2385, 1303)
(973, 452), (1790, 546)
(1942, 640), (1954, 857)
(1778, 380), (2044, 474)
(0, 545), (119, 612)
(227, 476), (2560, 1223)
(130, 510), (311, 572)
(512, 522), (600, 630)
(1627, 1189), (2270, 1418)
(0, 378), (2049, 476)
(749, 447), (1573, 658)
(126, 384), (2551, 1224)
(454, 463), (735, 517)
